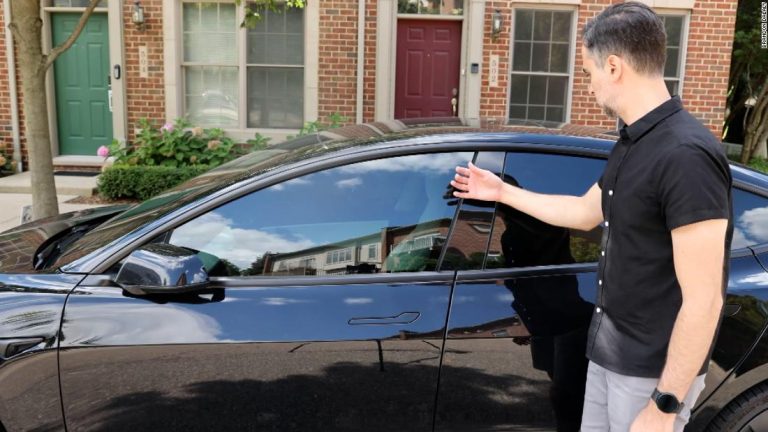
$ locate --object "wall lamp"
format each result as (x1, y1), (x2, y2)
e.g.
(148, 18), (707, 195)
(132, 1), (146, 31)
(491, 10), (503, 40)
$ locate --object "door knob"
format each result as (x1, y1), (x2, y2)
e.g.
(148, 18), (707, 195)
(451, 97), (458, 116)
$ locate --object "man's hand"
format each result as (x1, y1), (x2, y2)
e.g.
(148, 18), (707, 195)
(451, 161), (504, 202)
(630, 402), (675, 432)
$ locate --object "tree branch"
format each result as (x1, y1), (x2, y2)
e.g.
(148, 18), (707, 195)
(44, 0), (101, 71)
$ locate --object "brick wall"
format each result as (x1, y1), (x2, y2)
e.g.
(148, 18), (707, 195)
(318, 1), (358, 125)
(680, 0), (736, 137)
(122, 0), (165, 141)
(481, 0), (736, 136)
(363, 0), (378, 123)
(0, 4), (11, 160)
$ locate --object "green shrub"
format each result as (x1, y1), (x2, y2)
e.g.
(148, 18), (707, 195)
(98, 165), (210, 200)
(108, 118), (252, 168)
(0, 149), (13, 176)
(747, 158), (768, 174)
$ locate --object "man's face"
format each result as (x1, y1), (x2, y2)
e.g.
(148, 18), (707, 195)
(581, 46), (618, 118)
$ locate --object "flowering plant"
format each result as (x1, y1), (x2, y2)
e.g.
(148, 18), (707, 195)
(107, 118), (253, 168)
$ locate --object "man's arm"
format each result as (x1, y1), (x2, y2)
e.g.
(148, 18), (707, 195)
(452, 161), (604, 231)
(631, 218), (727, 430)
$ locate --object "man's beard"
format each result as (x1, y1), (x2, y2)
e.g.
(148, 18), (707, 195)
(601, 103), (618, 118)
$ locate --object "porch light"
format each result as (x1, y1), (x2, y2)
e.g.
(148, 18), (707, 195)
(491, 10), (503, 39)
(132, 1), (146, 31)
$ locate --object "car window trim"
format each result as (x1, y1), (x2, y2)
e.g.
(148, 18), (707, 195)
(206, 271), (458, 288)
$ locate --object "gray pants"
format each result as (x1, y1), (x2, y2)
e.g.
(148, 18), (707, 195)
(581, 361), (707, 432)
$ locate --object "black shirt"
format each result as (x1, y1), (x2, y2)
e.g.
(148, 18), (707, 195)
(587, 96), (733, 378)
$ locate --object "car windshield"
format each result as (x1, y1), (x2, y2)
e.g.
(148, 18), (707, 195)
(52, 131), (426, 269)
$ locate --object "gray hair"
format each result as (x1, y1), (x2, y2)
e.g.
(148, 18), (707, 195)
(582, 2), (666, 76)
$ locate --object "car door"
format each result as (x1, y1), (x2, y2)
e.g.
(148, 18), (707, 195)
(58, 151), (472, 431)
(435, 151), (604, 431)
(434, 150), (768, 432)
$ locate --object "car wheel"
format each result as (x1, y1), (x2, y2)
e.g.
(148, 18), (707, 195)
(706, 382), (768, 432)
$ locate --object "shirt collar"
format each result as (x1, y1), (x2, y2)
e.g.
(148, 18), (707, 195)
(620, 96), (683, 143)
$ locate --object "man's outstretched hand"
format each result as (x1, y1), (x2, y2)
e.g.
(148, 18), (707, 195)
(451, 161), (504, 202)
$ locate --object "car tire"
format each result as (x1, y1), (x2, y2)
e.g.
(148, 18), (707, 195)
(705, 382), (768, 432)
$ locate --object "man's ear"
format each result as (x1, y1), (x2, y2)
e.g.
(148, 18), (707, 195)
(605, 54), (623, 82)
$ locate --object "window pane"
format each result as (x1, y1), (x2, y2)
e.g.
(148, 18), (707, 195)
(247, 67), (304, 128)
(732, 188), (768, 249)
(509, 105), (527, 120)
(547, 76), (567, 106)
(166, 152), (473, 276)
(529, 75), (547, 105)
(552, 12), (571, 42)
(545, 107), (564, 122)
(550, 43), (569, 73)
(664, 47), (679, 78)
(513, 42), (531, 71)
(664, 79), (678, 96)
(664, 16), (683, 47)
(185, 66), (239, 127)
(247, 7), (304, 65)
(509, 75), (528, 104)
(532, 11), (552, 42)
(486, 153), (605, 268)
(515, 10), (534, 41)
(531, 42), (550, 72)
(183, 3), (236, 64)
(397, 0), (464, 15)
(528, 106), (545, 120)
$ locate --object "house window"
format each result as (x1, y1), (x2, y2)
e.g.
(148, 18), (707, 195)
(368, 244), (377, 259)
(660, 15), (686, 96)
(397, 0), (464, 15)
(182, 2), (304, 129)
(509, 9), (573, 124)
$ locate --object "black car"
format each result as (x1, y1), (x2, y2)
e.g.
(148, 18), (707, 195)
(2, 121), (768, 432)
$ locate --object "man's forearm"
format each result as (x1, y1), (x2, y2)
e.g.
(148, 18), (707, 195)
(657, 289), (723, 402)
(498, 182), (598, 231)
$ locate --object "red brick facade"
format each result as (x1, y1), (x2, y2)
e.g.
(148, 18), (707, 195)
(0, 0), (737, 163)
(122, 0), (165, 140)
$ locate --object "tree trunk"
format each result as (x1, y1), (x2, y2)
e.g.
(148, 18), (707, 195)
(10, 1), (58, 220)
(10, 0), (100, 220)
(741, 80), (768, 164)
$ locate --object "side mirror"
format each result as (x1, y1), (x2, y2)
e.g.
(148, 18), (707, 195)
(116, 243), (209, 295)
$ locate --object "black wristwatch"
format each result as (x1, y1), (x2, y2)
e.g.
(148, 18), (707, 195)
(651, 388), (684, 414)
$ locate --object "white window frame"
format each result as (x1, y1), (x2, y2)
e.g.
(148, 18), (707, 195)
(657, 10), (690, 98)
(507, 4), (579, 124)
(165, 0), (318, 142)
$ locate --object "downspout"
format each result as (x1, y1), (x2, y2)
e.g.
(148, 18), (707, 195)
(356, 0), (365, 124)
(3, 0), (22, 172)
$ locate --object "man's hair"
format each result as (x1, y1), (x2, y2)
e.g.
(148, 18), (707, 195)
(582, 2), (666, 76)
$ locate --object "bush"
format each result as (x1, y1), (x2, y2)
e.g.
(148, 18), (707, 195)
(98, 165), (210, 200)
(0, 149), (13, 176)
(108, 118), (252, 168)
(747, 158), (768, 174)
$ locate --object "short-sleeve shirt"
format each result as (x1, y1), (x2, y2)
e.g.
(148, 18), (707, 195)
(588, 96), (733, 378)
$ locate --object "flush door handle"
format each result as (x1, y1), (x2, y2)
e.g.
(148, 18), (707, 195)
(348, 312), (420, 325)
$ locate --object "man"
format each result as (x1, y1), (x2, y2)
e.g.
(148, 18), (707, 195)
(451, 3), (733, 431)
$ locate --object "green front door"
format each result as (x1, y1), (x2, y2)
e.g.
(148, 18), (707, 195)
(52, 13), (112, 156)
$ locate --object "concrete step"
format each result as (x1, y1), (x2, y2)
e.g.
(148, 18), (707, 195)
(0, 171), (98, 196)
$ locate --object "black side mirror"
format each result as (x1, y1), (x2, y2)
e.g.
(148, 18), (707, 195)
(116, 243), (209, 295)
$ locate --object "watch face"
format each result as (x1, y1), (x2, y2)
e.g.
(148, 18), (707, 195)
(657, 393), (680, 413)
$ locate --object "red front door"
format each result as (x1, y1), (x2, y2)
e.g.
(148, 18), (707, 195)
(395, 20), (462, 119)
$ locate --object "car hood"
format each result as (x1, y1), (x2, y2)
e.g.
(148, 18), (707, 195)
(0, 205), (128, 273)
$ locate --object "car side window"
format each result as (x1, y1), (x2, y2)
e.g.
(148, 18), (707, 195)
(486, 152), (605, 268)
(732, 188), (768, 250)
(162, 152), (472, 276)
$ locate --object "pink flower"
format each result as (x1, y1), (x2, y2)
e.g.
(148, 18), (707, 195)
(97, 145), (109, 157)
(207, 140), (221, 150)
(191, 127), (204, 137)
(160, 122), (174, 133)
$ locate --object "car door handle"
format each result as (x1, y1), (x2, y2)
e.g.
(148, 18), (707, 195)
(348, 312), (420, 325)
(0, 337), (46, 358)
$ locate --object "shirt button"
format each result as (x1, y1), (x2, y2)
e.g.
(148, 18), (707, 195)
(601, 251), (606, 256)
(596, 307), (602, 313)
(599, 279), (603, 285)
(608, 190), (614, 196)
(605, 221), (609, 227)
